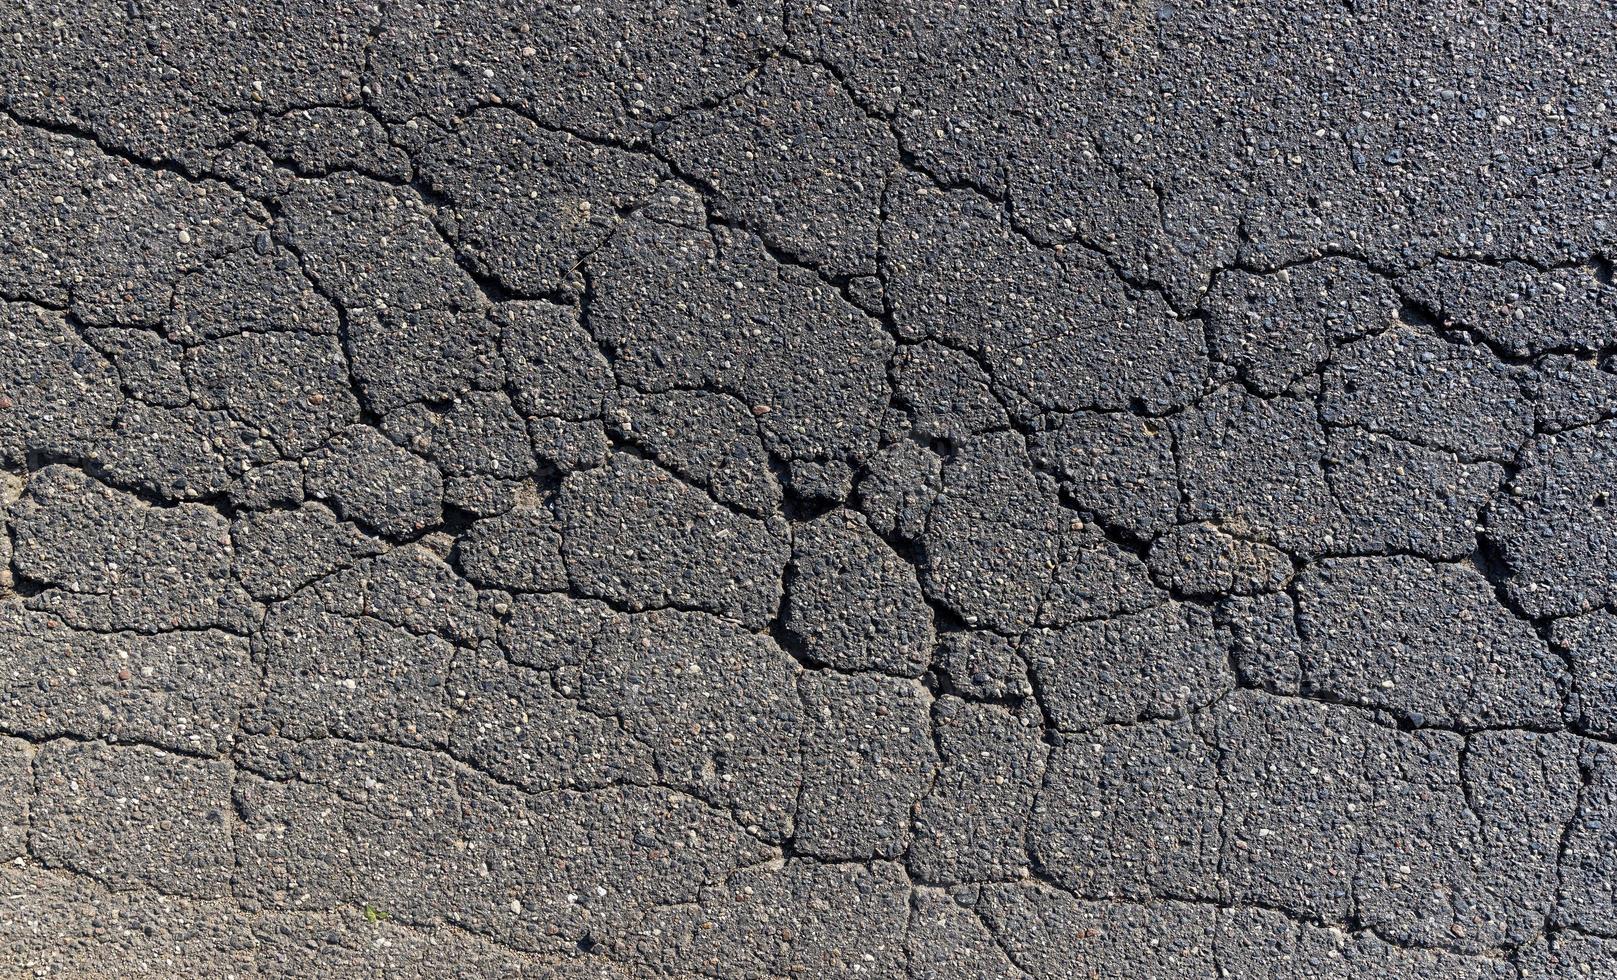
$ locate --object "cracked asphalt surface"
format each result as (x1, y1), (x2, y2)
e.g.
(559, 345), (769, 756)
(1, 1), (1616, 977)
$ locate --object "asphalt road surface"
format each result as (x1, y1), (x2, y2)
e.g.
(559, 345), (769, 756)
(2, 2), (1616, 977)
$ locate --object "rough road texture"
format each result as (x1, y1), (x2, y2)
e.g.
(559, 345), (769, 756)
(1, 2), (1616, 978)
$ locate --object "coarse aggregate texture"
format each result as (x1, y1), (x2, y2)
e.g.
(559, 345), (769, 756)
(0, 1), (1616, 977)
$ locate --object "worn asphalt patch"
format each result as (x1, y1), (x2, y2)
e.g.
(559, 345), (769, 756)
(1, 2), (1616, 977)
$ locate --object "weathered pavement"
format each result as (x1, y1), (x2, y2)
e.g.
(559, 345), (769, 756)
(1, 1), (1615, 977)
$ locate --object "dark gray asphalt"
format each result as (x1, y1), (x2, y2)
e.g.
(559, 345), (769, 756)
(1, 1), (1615, 977)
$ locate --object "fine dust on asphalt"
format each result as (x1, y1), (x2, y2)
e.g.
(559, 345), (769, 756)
(1, 1), (1616, 977)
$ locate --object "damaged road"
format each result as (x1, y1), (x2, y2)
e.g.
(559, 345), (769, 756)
(3, 0), (1617, 976)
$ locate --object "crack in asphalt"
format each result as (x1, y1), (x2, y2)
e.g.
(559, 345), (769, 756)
(3, 3), (1617, 977)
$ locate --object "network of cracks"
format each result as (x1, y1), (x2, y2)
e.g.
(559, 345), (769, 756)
(3, 0), (1617, 976)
